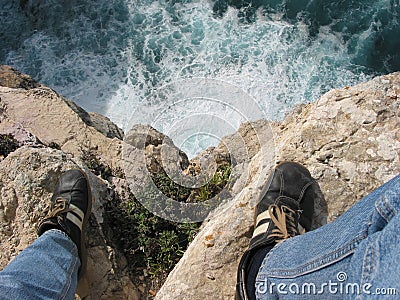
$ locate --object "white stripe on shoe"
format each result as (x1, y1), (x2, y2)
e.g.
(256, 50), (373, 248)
(67, 204), (85, 231)
(255, 210), (271, 226)
(253, 210), (272, 238)
(70, 204), (84, 220)
(252, 222), (270, 238)
(67, 212), (83, 230)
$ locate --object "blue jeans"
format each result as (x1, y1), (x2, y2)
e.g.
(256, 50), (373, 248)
(0, 229), (79, 300)
(255, 174), (400, 299)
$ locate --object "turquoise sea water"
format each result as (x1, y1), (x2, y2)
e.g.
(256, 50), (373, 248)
(1, 0), (399, 157)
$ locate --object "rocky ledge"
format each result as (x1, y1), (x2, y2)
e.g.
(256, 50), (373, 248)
(0, 65), (399, 299)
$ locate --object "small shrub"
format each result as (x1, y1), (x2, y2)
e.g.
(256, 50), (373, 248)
(112, 164), (231, 278)
(102, 158), (232, 296)
(119, 193), (200, 276)
(48, 141), (61, 150)
(80, 148), (112, 179)
(0, 133), (20, 158)
(151, 171), (192, 202)
(191, 163), (232, 202)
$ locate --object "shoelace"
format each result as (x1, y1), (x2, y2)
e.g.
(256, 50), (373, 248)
(46, 197), (73, 218)
(267, 204), (301, 243)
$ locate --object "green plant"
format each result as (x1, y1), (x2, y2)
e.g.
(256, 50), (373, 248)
(0, 133), (20, 158)
(126, 198), (200, 277)
(103, 187), (201, 281)
(191, 163), (232, 202)
(151, 171), (191, 202)
(102, 160), (232, 296)
(80, 148), (112, 179)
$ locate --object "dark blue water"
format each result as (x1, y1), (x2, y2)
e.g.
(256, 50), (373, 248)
(212, 0), (400, 72)
(1, 0), (399, 155)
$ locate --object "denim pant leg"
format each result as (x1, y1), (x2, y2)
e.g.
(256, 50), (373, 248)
(0, 229), (80, 300)
(255, 174), (400, 299)
(345, 177), (400, 300)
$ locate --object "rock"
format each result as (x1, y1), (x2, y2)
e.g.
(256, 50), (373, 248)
(0, 68), (122, 170)
(216, 119), (274, 165)
(0, 65), (41, 90)
(65, 99), (124, 140)
(123, 124), (191, 195)
(274, 72), (400, 218)
(155, 72), (400, 300)
(124, 124), (189, 173)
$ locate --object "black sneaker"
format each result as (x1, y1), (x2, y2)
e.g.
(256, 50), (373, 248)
(249, 161), (317, 248)
(37, 169), (92, 279)
(236, 162), (321, 300)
